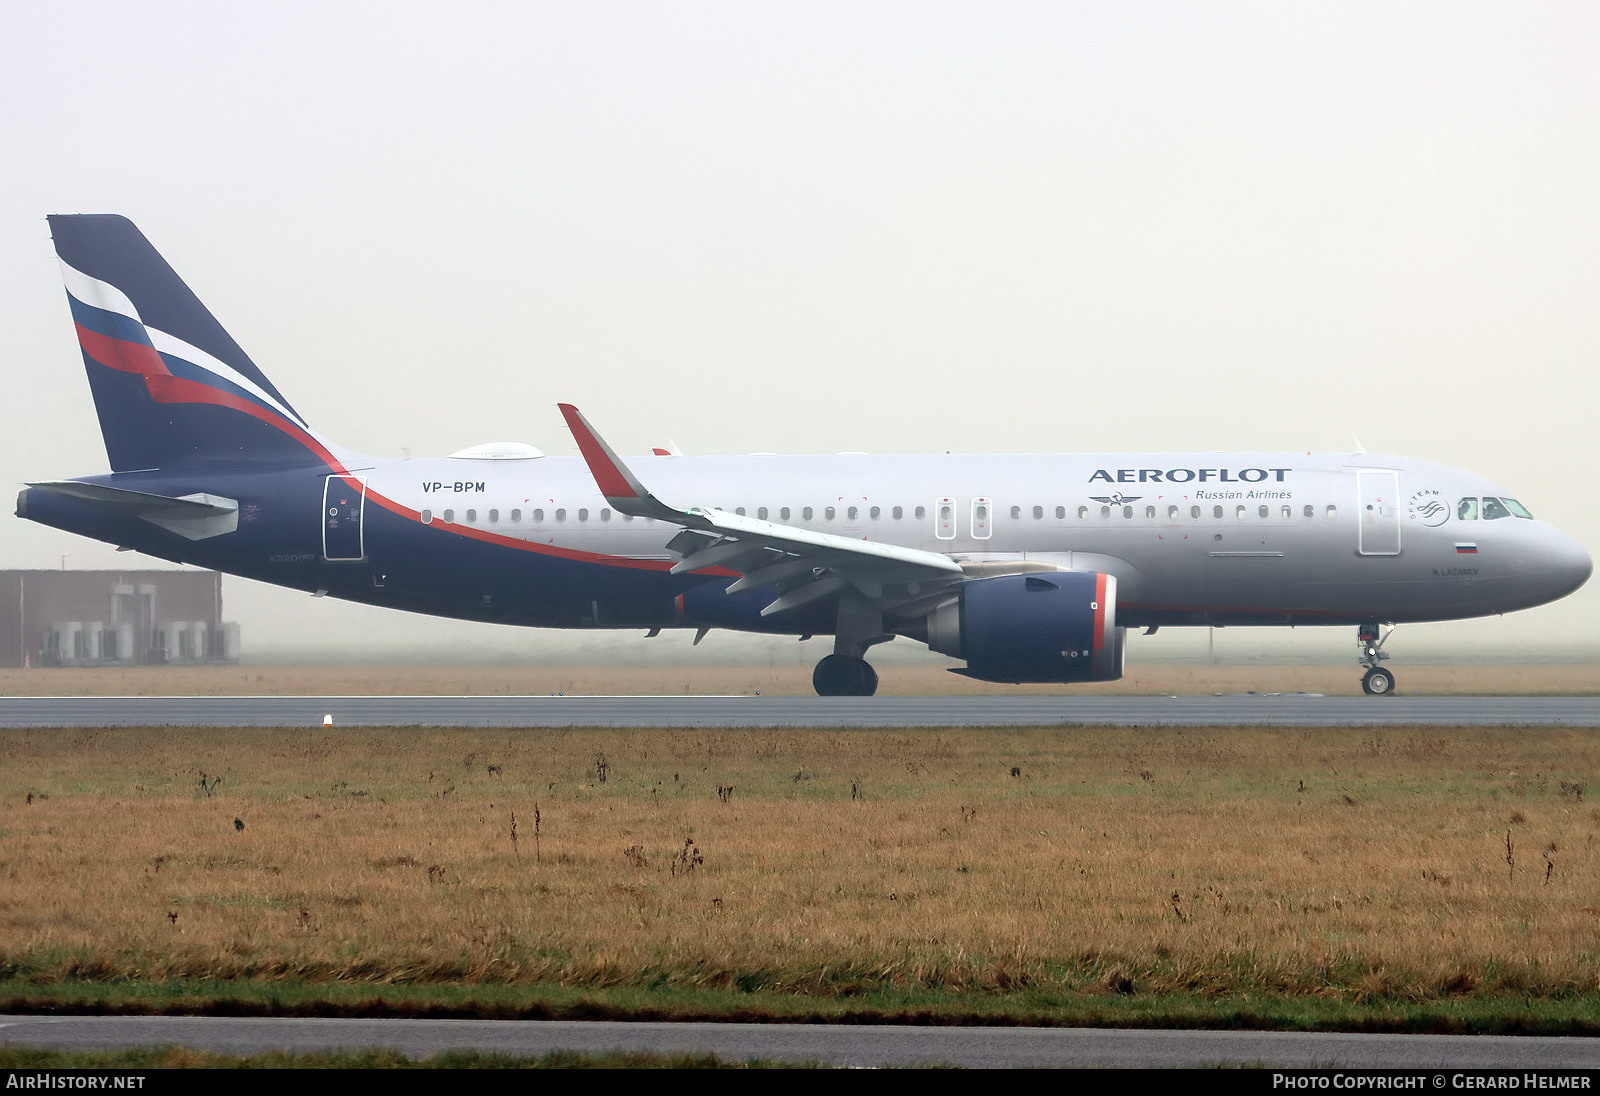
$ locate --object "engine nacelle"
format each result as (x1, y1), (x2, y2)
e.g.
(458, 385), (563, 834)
(924, 571), (1125, 683)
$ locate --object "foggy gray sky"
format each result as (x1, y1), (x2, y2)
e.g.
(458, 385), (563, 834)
(3, 2), (1597, 664)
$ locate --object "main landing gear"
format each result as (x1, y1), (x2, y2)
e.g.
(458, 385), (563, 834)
(812, 593), (891, 696)
(813, 654), (879, 697)
(1357, 622), (1396, 696)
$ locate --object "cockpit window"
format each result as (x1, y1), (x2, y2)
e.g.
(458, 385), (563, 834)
(1502, 497), (1534, 519)
(1481, 496), (1511, 520)
(1457, 498), (1478, 521)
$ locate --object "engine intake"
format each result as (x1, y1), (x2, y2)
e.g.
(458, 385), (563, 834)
(924, 571), (1124, 683)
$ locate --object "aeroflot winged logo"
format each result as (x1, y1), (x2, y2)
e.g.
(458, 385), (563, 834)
(1089, 494), (1143, 506)
(1088, 467), (1292, 484)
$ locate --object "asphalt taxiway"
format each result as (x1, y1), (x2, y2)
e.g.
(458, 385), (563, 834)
(5, 1015), (1600, 1068)
(0, 694), (1595, 728)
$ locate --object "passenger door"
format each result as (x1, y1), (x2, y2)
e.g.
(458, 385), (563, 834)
(1356, 471), (1401, 556)
(322, 475), (367, 561)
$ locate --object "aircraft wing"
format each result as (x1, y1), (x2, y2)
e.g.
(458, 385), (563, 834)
(558, 405), (963, 617)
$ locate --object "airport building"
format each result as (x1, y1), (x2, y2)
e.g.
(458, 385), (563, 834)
(0, 570), (240, 668)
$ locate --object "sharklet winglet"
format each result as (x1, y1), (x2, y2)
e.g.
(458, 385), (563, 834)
(556, 404), (695, 524)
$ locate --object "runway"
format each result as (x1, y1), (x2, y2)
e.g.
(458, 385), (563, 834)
(5, 1015), (1600, 1068)
(0, 694), (1596, 728)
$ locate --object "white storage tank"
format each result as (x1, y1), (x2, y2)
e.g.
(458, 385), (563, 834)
(219, 621), (241, 663)
(159, 621), (187, 663)
(60, 622), (83, 663)
(114, 622), (135, 663)
(189, 621), (209, 661)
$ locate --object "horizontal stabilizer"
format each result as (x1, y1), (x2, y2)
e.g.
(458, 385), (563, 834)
(28, 480), (239, 540)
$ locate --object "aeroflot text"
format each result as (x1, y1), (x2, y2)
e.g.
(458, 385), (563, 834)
(1272, 1077), (1590, 1090)
(1089, 468), (1292, 484)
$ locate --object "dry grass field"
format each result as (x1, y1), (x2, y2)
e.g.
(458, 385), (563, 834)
(2, 723), (1598, 1026)
(0, 660), (1596, 697)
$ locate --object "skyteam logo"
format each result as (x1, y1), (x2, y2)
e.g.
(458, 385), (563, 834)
(1408, 488), (1449, 528)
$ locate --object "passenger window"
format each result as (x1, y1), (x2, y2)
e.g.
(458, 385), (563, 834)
(758, 507), (767, 520)
(825, 506), (836, 520)
(1457, 498), (1478, 521)
(466, 509), (477, 523)
(1482, 497), (1511, 520)
(601, 508), (611, 521)
(1326, 505), (1337, 519)
(1168, 505), (1179, 520)
(443, 509), (455, 523)
(847, 506), (858, 520)
(1191, 506), (1201, 519)
(1145, 505), (1155, 519)
(736, 507), (745, 516)
(803, 506), (814, 521)
(1055, 506), (1065, 519)
(780, 507), (791, 521)
(1213, 506), (1223, 519)
(555, 509), (566, 521)
(1303, 505), (1314, 519)
(1034, 506), (1045, 520)
(533, 508), (544, 522)
(892, 506), (903, 520)
(915, 506), (926, 520)
(511, 509), (521, 522)
(1077, 506), (1088, 519)
(1100, 505), (1111, 519)
(1236, 505), (1247, 519)
(578, 508), (588, 521)
(1259, 505), (1269, 519)
(870, 506), (880, 520)
(1124, 506), (1133, 519)
(1010, 505), (1021, 520)
(421, 509), (433, 524)
(488, 509), (499, 523)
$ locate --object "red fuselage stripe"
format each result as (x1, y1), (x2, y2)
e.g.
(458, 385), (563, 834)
(1093, 572), (1108, 650)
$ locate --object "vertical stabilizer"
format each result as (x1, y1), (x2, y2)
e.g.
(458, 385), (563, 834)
(49, 214), (335, 471)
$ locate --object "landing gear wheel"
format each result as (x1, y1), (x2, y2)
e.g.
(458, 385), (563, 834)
(1362, 667), (1396, 696)
(813, 655), (878, 697)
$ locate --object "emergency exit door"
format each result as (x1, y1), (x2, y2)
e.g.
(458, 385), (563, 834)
(323, 475), (367, 561)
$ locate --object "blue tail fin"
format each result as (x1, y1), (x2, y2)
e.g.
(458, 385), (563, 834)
(49, 214), (335, 471)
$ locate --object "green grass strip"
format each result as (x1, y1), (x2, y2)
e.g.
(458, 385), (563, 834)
(0, 1046), (808, 1069)
(5, 978), (1600, 1036)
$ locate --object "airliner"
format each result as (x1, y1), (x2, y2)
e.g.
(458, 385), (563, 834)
(18, 215), (1592, 695)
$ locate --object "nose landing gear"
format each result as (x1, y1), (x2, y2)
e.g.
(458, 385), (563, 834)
(1357, 622), (1396, 695)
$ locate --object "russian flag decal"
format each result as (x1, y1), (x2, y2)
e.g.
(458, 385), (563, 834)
(1455, 543), (1479, 554)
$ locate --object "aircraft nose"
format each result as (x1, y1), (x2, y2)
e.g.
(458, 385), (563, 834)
(1543, 527), (1593, 599)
